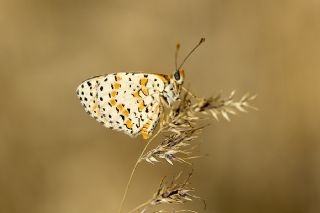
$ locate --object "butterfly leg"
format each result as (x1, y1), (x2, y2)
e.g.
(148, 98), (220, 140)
(159, 101), (165, 129)
(182, 86), (202, 100)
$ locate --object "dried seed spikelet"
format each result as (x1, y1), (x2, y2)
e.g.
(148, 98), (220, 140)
(140, 127), (203, 165)
(191, 91), (257, 121)
(138, 172), (201, 213)
(151, 172), (198, 205)
(162, 91), (256, 132)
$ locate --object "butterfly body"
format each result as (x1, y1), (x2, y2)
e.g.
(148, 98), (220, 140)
(76, 70), (184, 139)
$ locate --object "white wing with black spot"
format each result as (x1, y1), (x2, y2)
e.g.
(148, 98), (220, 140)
(76, 72), (167, 138)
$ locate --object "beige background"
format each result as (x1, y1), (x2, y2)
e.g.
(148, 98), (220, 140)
(1, 0), (320, 213)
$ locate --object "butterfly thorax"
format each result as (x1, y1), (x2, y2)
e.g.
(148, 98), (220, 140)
(162, 80), (181, 106)
(161, 69), (184, 106)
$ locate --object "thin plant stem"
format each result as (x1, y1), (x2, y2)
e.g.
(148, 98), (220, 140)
(118, 128), (163, 213)
(128, 199), (152, 213)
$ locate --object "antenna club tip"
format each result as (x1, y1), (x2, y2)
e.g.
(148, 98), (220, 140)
(176, 43), (180, 49)
(200, 37), (206, 43)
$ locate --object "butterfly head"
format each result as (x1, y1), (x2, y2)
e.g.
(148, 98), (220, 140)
(173, 68), (185, 85)
(163, 38), (205, 106)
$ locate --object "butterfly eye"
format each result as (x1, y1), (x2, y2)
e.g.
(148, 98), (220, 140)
(174, 71), (180, 81)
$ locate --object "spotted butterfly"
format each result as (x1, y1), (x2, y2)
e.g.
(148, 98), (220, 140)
(76, 38), (205, 139)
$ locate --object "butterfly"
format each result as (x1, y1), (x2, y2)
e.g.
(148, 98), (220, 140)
(76, 38), (205, 139)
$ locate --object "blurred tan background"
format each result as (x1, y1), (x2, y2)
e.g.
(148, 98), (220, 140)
(1, 0), (320, 212)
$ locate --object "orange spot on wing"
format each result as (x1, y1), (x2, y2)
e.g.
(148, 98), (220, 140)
(125, 119), (133, 129)
(142, 123), (150, 130)
(123, 109), (129, 117)
(113, 83), (121, 89)
(141, 132), (150, 139)
(111, 91), (117, 97)
(117, 104), (124, 111)
(110, 99), (116, 106)
(139, 78), (148, 86)
(132, 91), (140, 98)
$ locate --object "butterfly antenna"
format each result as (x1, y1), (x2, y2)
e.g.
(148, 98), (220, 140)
(177, 37), (205, 71)
(175, 42), (180, 70)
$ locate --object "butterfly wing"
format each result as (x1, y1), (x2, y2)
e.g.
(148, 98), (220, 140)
(76, 72), (167, 138)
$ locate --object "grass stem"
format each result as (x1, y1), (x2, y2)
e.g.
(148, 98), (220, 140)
(118, 128), (163, 213)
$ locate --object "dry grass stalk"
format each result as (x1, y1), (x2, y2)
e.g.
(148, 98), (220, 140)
(119, 90), (256, 213)
(192, 90), (257, 121)
(139, 127), (203, 165)
(128, 172), (202, 213)
(149, 171), (200, 206)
